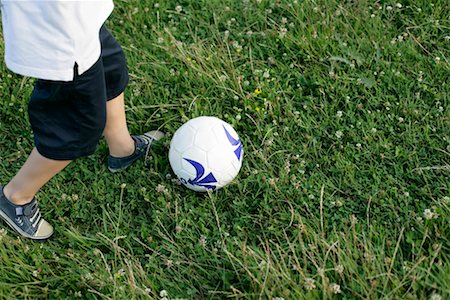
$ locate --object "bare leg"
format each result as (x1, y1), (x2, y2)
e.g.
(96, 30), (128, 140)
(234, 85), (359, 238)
(103, 92), (135, 157)
(3, 148), (71, 205)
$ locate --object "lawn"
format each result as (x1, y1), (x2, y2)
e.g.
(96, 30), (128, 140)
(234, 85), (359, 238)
(0, 0), (448, 299)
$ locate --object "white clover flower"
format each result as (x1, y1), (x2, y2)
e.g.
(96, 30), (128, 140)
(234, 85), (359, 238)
(199, 235), (207, 247)
(304, 278), (316, 290)
(430, 293), (442, 300)
(335, 265), (344, 274)
(356, 143), (362, 148)
(155, 184), (167, 193)
(335, 130), (344, 139)
(120, 183), (126, 189)
(154, 3), (160, 8)
(336, 111), (343, 118)
(423, 209), (434, 220)
(371, 128), (377, 133)
(175, 5), (182, 13)
(396, 3), (402, 8)
(160, 290), (168, 297)
(330, 283), (341, 294)
(232, 41), (243, 52)
(165, 260), (173, 268)
(279, 27), (288, 38)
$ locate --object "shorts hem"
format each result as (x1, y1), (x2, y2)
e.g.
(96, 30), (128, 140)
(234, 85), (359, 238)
(106, 77), (128, 101)
(36, 145), (97, 161)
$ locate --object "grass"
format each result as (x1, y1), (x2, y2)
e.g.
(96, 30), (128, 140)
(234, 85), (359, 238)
(0, 0), (449, 299)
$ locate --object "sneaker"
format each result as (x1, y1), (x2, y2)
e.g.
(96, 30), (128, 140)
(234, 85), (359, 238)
(0, 187), (54, 240)
(107, 130), (165, 173)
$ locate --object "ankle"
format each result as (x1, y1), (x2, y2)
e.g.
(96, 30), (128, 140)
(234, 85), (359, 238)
(3, 185), (34, 206)
(108, 136), (135, 158)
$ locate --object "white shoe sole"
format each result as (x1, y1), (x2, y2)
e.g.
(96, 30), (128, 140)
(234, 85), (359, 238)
(0, 209), (53, 240)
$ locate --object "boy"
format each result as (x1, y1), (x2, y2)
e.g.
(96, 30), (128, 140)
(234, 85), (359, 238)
(0, 0), (162, 240)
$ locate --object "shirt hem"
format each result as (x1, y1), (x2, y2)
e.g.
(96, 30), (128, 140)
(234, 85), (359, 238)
(5, 51), (101, 82)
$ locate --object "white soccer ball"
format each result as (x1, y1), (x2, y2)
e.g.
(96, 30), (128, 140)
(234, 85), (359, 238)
(169, 116), (243, 192)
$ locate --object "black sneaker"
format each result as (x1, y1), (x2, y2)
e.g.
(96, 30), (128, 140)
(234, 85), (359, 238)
(0, 187), (53, 240)
(107, 130), (165, 173)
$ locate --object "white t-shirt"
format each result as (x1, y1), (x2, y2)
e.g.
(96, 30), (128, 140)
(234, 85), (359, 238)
(1, 0), (114, 81)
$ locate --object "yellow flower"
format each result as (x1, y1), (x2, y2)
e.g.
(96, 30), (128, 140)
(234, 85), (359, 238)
(253, 88), (262, 96)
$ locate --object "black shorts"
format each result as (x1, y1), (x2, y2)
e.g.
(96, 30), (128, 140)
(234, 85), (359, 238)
(28, 25), (129, 160)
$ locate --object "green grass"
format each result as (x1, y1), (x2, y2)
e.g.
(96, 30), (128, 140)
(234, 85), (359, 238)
(0, 0), (449, 299)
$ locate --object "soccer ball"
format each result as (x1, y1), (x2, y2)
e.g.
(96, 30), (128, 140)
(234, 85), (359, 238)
(169, 116), (243, 192)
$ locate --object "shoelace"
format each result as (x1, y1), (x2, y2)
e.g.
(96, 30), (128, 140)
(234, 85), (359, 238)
(139, 134), (155, 162)
(15, 201), (42, 229)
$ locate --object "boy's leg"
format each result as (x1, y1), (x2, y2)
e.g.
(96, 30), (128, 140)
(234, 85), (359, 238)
(0, 148), (68, 240)
(103, 92), (135, 157)
(3, 148), (71, 205)
(103, 92), (164, 172)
